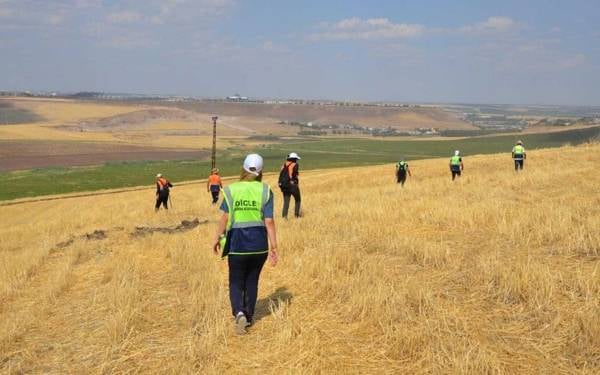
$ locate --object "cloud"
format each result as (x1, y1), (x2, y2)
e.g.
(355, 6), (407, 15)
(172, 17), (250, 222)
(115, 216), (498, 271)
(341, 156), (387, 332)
(149, 0), (235, 25)
(460, 16), (519, 34)
(312, 17), (425, 41)
(310, 16), (524, 43)
(107, 11), (142, 24)
(559, 54), (586, 69)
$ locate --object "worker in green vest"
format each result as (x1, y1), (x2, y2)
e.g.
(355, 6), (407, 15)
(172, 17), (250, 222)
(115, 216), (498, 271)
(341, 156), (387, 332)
(512, 140), (526, 171)
(449, 150), (464, 181)
(396, 159), (412, 187)
(212, 153), (278, 335)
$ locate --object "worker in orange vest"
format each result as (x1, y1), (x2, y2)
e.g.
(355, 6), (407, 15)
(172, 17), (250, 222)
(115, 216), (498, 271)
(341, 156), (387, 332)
(207, 168), (223, 204)
(155, 173), (173, 211)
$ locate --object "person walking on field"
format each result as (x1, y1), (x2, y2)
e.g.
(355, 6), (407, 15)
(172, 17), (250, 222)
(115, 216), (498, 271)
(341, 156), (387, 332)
(155, 173), (173, 211)
(396, 159), (412, 187)
(449, 150), (464, 181)
(207, 168), (223, 204)
(512, 140), (526, 171)
(278, 152), (301, 219)
(212, 154), (278, 335)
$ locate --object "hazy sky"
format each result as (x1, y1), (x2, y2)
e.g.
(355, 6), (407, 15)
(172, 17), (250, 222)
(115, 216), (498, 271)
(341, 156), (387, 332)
(1, 0), (599, 105)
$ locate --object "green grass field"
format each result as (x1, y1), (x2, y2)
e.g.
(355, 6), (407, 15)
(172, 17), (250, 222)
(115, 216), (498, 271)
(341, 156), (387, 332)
(0, 102), (42, 125)
(2, 126), (599, 201)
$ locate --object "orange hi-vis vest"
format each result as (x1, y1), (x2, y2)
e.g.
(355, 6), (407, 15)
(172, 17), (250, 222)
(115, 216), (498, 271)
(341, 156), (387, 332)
(157, 177), (169, 190)
(208, 174), (221, 185)
(284, 161), (296, 178)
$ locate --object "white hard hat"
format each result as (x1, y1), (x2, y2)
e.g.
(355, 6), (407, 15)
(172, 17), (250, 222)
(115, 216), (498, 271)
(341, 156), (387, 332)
(156, 173), (162, 178)
(454, 150), (460, 156)
(287, 152), (301, 159)
(243, 153), (264, 176)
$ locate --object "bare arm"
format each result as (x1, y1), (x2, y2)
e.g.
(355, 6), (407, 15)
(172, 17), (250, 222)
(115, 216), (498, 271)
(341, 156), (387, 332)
(407, 166), (412, 177)
(212, 213), (228, 254)
(265, 218), (278, 266)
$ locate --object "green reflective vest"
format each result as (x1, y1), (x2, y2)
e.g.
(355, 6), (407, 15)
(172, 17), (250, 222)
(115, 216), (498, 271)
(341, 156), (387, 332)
(450, 155), (461, 165)
(222, 181), (270, 256)
(513, 145), (525, 155)
(397, 161), (407, 171)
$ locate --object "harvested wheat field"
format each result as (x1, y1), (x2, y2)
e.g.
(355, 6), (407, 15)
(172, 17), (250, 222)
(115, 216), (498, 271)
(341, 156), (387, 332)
(1, 143), (599, 373)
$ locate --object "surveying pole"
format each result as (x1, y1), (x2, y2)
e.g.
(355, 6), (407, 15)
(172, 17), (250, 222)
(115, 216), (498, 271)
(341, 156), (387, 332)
(211, 116), (218, 169)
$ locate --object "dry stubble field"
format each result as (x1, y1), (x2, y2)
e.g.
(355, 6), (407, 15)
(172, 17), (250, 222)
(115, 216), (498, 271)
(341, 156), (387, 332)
(0, 144), (598, 373)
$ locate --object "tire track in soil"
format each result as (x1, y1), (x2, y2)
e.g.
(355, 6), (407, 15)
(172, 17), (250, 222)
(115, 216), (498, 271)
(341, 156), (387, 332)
(1, 229), (203, 373)
(0, 229), (110, 315)
(0, 238), (104, 372)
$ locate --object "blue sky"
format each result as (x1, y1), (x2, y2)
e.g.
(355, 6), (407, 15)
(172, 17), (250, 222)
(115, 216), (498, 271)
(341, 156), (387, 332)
(1, 0), (599, 105)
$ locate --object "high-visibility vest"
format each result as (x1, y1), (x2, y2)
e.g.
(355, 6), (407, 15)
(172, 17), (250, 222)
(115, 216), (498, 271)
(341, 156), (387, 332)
(222, 181), (270, 256)
(284, 161), (297, 178)
(397, 161), (408, 171)
(157, 177), (169, 190)
(513, 145), (525, 156)
(450, 155), (461, 166)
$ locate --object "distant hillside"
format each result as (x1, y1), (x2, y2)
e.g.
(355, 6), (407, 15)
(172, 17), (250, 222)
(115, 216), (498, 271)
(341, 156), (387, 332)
(158, 101), (476, 131)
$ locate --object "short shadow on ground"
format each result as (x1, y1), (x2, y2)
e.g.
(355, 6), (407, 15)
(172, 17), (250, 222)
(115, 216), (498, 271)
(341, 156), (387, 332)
(253, 287), (293, 322)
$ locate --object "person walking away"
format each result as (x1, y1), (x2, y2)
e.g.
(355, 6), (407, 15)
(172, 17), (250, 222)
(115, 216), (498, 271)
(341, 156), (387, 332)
(207, 168), (223, 204)
(212, 154), (278, 335)
(449, 150), (464, 181)
(279, 152), (301, 219)
(396, 159), (412, 187)
(155, 173), (173, 211)
(512, 140), (526, 171)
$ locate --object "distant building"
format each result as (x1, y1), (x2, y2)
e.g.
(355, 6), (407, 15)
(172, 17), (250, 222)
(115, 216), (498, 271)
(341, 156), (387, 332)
(226, 94), (249, 102)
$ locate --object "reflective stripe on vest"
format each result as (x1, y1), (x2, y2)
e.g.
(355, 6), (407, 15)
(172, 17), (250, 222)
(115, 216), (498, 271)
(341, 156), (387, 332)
(450, 155), (461, 165)
(223, 182), (269, 230)
(222, 181), (270, 255)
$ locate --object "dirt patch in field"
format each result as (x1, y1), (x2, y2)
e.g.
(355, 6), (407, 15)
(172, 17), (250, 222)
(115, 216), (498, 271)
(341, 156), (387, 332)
(131, 218), (207, 238)
(0, 140), (208, 171)
(52, 229), (108, 253)
(57, 108), (201, 132)
(85, 230), (107, 240)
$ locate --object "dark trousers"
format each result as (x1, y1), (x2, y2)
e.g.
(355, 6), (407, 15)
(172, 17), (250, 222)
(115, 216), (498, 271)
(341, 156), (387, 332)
(397, 172), (407, 186)
(282, 184), (301, 218)
(155, 192), (169, 209)
(228, 253), (268, 322)
(211, 191), (220, 204)
(451, 169), (461, 181)
(514, 159), (524, 171)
